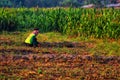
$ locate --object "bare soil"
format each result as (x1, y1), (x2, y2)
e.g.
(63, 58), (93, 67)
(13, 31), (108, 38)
(0, 38), (120, 80)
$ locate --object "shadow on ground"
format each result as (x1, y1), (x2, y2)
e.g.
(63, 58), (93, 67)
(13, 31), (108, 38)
(39, 41), (86, 48)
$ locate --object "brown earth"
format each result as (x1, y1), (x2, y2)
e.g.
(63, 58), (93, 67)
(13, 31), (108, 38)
(0, 48), (120, 80)
(0, 38), (120, 80)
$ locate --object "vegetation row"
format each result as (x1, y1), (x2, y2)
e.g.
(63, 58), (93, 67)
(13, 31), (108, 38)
(0, 8), (120, 39)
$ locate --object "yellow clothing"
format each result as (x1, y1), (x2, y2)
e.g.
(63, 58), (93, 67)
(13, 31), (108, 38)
(25, 33), (35, 44)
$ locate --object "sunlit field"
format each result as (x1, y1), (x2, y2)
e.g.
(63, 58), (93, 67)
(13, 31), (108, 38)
(0, 8), (120, 79)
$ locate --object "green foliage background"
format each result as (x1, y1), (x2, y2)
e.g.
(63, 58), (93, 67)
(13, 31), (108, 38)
(0, 8), (120, 39)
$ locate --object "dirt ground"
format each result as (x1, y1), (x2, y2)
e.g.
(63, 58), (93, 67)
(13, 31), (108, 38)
(0, 52), (120, 80)
(0, 38), (120, 80)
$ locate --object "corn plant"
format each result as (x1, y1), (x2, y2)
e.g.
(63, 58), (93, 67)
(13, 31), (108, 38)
(0, 8), (120, 39)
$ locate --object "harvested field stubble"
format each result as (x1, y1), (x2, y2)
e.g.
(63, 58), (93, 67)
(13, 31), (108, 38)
(0, 52), (120, 80)
(0, 37), (120, 79)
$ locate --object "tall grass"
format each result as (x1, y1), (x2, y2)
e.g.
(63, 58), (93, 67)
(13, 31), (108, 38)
(0, 8), (120, 39)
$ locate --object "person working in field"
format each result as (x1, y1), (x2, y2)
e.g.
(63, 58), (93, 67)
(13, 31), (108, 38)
(24, 28), (39, 47)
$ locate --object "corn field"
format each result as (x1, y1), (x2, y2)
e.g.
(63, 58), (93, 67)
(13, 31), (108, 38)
(0, 8), (120, 39)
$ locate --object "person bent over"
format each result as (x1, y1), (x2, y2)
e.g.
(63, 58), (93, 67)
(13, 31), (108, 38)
(24, 28), (39, 47)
